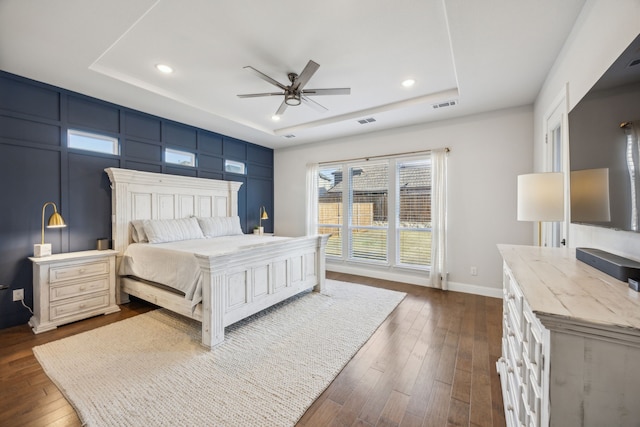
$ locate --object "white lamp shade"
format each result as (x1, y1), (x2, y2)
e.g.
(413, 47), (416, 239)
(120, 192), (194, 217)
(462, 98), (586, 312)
(517, 172), (564, 222)
(570, 168), (611, 222)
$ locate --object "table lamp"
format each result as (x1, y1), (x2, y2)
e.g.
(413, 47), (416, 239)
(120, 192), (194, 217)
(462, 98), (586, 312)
(34, 201), (66, 257)
(517, 172), (564, 246)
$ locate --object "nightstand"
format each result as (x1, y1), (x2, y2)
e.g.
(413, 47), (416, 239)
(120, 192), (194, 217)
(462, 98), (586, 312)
(28, 250), (120, 334)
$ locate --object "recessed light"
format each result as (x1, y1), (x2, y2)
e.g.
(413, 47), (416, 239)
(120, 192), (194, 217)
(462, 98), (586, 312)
(271, 115), (281, 121)
(155, 64), (174, 74)
(402, 79), (415, 88)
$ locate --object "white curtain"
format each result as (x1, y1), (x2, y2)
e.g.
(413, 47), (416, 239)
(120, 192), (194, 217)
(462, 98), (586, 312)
(430, 148), (449, 290)
(305, 163), (319, 236)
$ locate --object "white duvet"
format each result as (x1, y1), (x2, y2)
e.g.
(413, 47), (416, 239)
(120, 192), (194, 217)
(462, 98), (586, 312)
(119, 235), (290, 308)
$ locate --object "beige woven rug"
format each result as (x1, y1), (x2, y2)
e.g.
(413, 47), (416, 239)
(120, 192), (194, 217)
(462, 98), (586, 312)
(33, 280), (405, 426)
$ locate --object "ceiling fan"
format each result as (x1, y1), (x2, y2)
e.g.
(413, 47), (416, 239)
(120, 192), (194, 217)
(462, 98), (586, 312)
(237, 60), (350, 116)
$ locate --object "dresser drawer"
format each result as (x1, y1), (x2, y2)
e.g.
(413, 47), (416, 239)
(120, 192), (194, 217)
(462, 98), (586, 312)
(49, 260), (109, 283)
(50, 292), (110, 321)
(504, 267), (523, 332)
(50, 277), (109, 302)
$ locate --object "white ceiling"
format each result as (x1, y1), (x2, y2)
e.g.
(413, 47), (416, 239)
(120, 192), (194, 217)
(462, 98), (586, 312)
(0, 0), (586, 149)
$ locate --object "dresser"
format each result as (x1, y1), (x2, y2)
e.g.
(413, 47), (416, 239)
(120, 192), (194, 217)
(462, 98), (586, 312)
(497, 245), (640, 427)
(29, 250), (120, 333)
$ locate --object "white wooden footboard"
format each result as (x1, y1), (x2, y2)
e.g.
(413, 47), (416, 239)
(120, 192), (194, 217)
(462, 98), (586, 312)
(196, 234), (328, 348)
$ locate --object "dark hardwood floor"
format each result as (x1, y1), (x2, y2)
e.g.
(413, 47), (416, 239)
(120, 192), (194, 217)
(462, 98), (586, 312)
(0, 272), (505, 427)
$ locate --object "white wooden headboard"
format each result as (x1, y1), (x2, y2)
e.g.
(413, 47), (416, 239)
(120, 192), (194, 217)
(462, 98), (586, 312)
(105, 168), (243, 255)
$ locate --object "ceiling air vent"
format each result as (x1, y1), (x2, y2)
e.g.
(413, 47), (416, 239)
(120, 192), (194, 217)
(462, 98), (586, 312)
(432, 100), (458, 109)
(357, 118), (376, 124)
(284, 134), (296, 138)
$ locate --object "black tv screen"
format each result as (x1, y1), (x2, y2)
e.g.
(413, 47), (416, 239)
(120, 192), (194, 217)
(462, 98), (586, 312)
(569, 33), (640, 232)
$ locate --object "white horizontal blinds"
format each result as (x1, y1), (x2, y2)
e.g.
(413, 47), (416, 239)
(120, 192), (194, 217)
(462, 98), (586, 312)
(318, 166), (343, 257)
(397, 157), (431, 267)
(349, 162), (388, 262)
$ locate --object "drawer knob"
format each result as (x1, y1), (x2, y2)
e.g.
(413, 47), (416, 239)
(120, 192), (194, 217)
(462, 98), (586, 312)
(79, 304), (86, 309)
(508, 292), (515, 300)
(507, 404), (514, 412)
(79, 286), (86, 291)
(516, 359), (523, 367)
(79, 269), (86, 273)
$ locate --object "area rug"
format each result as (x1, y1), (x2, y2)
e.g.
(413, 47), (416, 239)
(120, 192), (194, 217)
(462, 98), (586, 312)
(33, 280), (405, 427)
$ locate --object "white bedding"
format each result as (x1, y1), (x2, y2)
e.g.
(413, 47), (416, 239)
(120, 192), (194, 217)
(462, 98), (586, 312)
(119, 235), (290, 308)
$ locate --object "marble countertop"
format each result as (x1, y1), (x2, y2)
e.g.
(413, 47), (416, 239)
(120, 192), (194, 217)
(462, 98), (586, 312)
(498, 244), (640, 334)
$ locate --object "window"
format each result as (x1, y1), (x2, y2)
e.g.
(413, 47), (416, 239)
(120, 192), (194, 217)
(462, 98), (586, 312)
(318, 166), (343, 257)
(225, 159), (246, 175)
(396, 158), (431, 267)
(318, 154), (432, 270)
(165, 148), (196, 167)
(348, 162), (388, 262)
(67, 129), (119, 155)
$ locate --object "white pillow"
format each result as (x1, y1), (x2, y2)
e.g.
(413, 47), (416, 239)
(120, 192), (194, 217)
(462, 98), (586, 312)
(197, 216), (243, 237)
(143, 217), (204, 244)
(130, 220), (148, 243)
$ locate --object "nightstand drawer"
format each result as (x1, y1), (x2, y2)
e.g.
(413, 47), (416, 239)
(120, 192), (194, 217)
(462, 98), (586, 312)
(50, 277), (109, 302)
(50, 260), (109, 283)
(50, 292), (110, 321)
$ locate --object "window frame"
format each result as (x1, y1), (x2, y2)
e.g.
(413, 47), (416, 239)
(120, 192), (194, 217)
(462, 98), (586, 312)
(318, 153), (432, 272)
(67, 129), (119, 156)
(224, 159), (246, 175)
(165, 147), (196, 167)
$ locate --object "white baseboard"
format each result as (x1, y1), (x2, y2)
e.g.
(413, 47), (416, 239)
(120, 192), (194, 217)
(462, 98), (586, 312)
(327, 262), (503, 299)
(447, 281), (503, 299)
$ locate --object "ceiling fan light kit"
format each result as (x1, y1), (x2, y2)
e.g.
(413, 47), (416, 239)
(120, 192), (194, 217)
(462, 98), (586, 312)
(284, 92), (301, 106)
(238, 60), (350, 116)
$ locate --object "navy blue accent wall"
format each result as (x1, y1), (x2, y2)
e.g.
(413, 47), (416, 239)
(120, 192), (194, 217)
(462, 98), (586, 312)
(0, 70), (274, 329)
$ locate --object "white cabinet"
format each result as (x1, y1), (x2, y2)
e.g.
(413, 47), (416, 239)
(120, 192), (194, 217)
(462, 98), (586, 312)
(29, 250), (120, 333)
(498, 265), (548, 427)
(497, 245), (640, 427)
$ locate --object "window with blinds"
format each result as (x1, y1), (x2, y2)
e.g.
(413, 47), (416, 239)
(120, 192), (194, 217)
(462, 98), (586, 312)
(349, 162), (388, 262)
(318, 154), (432, 270)
(317, 166), (343, 257)
(396, 158), (431, 267)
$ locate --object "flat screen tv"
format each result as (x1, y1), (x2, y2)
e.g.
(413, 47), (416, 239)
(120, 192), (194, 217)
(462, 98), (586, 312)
(569, 33), (640, 232)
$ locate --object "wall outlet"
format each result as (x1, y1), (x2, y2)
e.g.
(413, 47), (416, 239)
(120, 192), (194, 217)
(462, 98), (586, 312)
(470, 266), (478, 276)
(13, 288), (24, 302)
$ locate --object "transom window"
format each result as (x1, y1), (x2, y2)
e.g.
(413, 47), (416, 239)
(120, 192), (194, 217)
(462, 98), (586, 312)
(225, 159), (246, 175)
(165, 148), (196, 167)
(67, 129), (119, 155)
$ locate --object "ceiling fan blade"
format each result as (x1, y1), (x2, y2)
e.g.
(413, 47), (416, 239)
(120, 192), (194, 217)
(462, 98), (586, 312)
(275, 100), (288, 116)
(243, 66), (287, 90)
(301, 95), (328, 112)
(301, 88), (351, 96)
(237, 92), (284, 98)
(291, 60), (320, 92)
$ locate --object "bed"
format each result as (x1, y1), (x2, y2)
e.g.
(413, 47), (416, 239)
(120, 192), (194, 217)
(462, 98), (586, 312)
(105, 168), (328, 348)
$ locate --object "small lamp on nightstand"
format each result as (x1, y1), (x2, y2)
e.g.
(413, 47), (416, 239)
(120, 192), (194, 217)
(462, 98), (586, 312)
(34, 201), (66, 257)
(258, 206), (269, 235)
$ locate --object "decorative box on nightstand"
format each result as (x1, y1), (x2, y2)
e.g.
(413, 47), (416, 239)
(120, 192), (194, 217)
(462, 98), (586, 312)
(28, 250), (120, 334)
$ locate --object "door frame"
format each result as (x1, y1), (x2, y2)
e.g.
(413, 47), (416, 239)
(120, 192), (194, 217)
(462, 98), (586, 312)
(543, 83), (570, 247)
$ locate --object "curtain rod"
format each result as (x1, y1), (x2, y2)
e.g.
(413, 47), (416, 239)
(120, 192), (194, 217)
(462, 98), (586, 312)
(318, 147), (450, 165)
